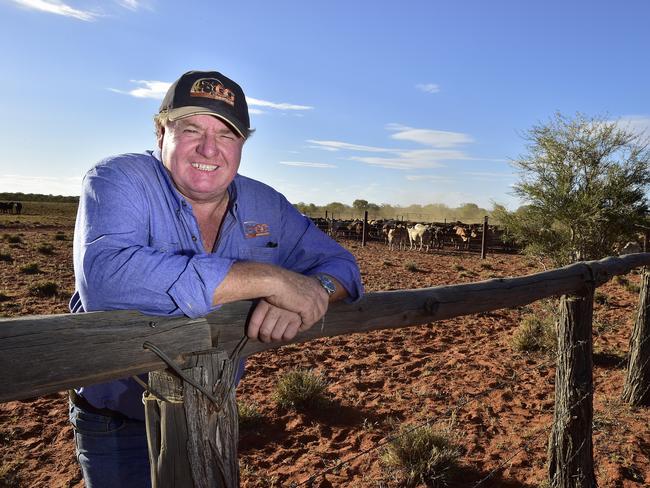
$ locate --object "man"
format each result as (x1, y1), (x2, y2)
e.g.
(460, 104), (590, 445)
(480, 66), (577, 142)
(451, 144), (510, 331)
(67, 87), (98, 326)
(69, 69), (363, 487)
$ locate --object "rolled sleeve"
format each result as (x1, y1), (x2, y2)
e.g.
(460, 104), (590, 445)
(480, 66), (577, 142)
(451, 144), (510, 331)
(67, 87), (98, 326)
(168, 254), (234, 318)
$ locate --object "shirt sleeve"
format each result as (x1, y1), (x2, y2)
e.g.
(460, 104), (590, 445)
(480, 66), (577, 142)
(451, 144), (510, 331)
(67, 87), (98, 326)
(277, 195), (364, 302)
(73, 161), (232, 318)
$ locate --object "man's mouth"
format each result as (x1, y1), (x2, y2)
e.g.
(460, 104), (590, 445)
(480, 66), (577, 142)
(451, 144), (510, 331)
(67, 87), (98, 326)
(191, 162), (219, 172)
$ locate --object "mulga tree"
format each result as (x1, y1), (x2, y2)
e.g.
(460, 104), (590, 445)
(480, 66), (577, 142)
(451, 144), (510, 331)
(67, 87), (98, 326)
(495, 113), (650, 485)
(495, 112), (650, 266)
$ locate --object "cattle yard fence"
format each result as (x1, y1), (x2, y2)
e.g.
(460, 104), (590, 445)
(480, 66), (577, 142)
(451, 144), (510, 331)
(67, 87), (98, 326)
(1, 253), (650, 487)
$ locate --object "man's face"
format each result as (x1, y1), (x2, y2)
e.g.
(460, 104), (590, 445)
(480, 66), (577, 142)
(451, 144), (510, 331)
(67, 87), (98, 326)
(158, 114), (244, 204)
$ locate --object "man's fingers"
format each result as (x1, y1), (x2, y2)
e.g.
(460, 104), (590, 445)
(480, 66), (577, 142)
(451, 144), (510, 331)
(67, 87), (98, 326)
(247, 300), (270, 340)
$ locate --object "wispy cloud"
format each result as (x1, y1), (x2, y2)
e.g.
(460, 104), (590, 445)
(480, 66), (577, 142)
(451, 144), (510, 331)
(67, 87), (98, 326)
(279, 161), (337, 168)
(387, 123), (473, 148)
(416, 83), (440, 94)
(406, 174), (454, 182)
(108, 80), (312, 114)
(246, 97), (313, 111)
(11, 0), (100, 21)
(615, 115), (650, 138)
(349, 156), (447, 170)
(116, 0), (143, 10)
(109, 80), (170, 98)
(306, 140), (393, 153)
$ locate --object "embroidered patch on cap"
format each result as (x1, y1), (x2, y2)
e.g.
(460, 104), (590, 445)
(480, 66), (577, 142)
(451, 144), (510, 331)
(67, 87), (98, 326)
(190, 78), (235, 106)
(244, 222), (270, 238)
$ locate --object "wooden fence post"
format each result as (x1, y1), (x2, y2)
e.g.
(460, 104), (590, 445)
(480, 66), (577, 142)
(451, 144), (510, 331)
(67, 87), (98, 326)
(362, 210), (368, 247)
(622, 267), (650, 406)
(548, 288), (596, 488)
(480, 215), (488, 260)
(145, 349), (239, 488)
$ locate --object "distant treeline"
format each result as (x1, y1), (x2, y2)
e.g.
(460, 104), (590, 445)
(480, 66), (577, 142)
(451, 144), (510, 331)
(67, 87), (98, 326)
(0, 192), (80, 203)
(293, 199), (500, 224)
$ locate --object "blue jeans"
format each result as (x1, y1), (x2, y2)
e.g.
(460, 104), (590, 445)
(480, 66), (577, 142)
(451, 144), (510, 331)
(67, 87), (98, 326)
(69, 402), (151, 488)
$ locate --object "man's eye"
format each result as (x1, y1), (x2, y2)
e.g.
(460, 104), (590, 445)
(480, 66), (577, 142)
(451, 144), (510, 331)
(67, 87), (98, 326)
(183, 128), (198, 134)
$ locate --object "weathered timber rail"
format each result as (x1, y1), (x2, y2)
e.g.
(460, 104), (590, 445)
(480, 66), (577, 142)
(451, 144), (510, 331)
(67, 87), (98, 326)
(1, 253), (648, 403)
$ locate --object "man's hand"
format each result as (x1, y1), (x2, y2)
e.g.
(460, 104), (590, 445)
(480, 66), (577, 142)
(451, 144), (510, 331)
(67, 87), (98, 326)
(247, 299), (302, 343)
(265, 269), (329, 329)
(213, 262), (330, 331)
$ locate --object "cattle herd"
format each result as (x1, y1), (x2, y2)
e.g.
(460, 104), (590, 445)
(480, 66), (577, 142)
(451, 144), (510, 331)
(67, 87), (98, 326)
(309, 217), (517, 253)
(0, 201), (22, 214)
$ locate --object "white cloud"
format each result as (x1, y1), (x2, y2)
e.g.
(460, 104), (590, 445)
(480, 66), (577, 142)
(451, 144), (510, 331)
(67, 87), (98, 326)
(11, 0), (100, 21)
(306, 140), (394, 153)
(349, 156), (446, 170)
(116, 0), (142, 10)
(615, 115), (650, 138)
(246, 97), (313, 111)
(108, 81), (312, 114)
(279, 161), (337, 168)
(387, 123), (473, 148)
(109, 80), (171, 99)
(406, 174), (454, 182)
(416, 83), (440, 94)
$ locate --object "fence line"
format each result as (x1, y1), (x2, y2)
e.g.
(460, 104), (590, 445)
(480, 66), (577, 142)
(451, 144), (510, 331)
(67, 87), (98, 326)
(2, 254), (650, 487)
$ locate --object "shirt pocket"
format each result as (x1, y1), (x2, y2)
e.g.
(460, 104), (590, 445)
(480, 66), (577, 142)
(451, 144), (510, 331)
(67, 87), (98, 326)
(149, 238), (181, 253)
(239, 246), (279, 265)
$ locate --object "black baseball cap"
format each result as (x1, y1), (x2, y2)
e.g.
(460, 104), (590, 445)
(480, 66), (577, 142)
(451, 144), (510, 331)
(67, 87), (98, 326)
(159, 70), (251, 138)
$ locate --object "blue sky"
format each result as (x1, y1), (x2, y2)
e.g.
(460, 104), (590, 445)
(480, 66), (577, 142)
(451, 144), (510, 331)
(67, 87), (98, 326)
(1, 0), (648, 209)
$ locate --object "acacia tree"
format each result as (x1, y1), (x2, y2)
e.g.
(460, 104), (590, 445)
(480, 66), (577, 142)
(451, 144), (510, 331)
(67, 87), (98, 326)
(496, 112), (650, 266)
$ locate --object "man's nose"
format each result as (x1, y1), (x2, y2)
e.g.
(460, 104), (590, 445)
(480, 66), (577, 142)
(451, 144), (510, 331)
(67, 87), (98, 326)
(197, 135), (219, 157)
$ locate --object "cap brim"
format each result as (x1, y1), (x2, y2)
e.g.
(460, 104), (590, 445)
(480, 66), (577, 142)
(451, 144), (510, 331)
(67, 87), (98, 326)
(166, 106), (246, 138)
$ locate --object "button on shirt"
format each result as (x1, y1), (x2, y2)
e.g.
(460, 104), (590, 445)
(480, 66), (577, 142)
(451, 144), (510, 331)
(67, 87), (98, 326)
(70, 150), (363, 419)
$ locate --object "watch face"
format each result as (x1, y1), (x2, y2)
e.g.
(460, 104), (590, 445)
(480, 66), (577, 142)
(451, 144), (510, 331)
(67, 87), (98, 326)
(318, 275), (336, 295)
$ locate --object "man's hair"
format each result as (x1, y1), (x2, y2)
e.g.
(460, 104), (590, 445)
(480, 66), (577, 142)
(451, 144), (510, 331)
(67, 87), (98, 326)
(153, 113), (254, 140)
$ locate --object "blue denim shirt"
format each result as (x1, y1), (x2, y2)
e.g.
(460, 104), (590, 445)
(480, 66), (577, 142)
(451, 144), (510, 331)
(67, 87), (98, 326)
(70, 150), (363, 419)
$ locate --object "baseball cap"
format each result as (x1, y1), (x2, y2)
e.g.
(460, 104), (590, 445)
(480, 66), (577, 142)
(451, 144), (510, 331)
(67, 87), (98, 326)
(159, 70), (251, 138)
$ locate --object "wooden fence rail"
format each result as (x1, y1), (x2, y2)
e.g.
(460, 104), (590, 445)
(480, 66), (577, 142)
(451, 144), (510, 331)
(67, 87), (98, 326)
(2, 253), (650, 487)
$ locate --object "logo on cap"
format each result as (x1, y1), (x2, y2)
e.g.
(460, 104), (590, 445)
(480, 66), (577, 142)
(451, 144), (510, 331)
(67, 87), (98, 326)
(190, 78), (235, 107)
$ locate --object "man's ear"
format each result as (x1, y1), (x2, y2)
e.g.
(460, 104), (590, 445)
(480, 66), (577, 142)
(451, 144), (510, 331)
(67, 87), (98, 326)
(157, 126), (165, 150)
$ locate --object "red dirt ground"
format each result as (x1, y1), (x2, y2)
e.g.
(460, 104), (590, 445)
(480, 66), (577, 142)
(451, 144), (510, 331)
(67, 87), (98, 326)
(1, 217), (649, 487)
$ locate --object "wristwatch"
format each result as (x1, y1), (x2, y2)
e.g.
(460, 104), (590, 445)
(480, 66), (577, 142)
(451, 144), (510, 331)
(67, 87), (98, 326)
(314, 274), (336, 296)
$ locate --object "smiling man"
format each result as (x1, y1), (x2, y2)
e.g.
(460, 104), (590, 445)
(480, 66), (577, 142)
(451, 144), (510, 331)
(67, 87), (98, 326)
(68, 70), (363, 487)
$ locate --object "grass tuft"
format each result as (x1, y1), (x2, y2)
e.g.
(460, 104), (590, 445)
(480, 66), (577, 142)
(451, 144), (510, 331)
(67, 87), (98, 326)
(4, 234), (22, 244)
(19, 262), (41, 274)
(36, 243), (55, 255)
(405, 261), (419, 272)
(29, 281), (59, 298)
(511, 311), (556, 354)
(381, 424), (461, 487)
(0, 253), (12, 262)
(273, 368), (329, 410)
(54, 232), (66, 241)
(452, 263), (465, 272)
(238, 400), (264, 429)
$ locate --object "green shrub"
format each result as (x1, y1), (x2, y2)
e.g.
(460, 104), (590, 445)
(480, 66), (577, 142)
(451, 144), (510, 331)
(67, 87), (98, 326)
(273, 369), (329, 410)
(29, 281), (58, 298)
(452, 263), (465, 271)
(36, 243), (55, 255)
(20, 262), (40, 274)
(54, 232), (66, 241)
(479, 262), (494, 270)
(511, 312), (556, 354)
(381, 424), (461, 487)
(0, 253), (12, 262)
(0, 292), (11, 302)
(238, 401), (263, 429)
